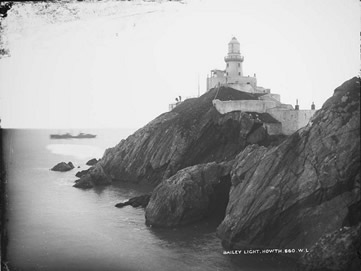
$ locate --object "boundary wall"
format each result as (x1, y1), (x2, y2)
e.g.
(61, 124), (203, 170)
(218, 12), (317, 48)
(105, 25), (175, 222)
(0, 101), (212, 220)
(212, 99), (315, 135)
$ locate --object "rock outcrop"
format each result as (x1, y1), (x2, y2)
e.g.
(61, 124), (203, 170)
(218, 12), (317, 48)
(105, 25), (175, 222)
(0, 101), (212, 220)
(74, 87), (281, 188)
(115, 194), (151, 208)
(297, 223), (361, 271)
(51, 162), (74, 172)
(73, 164), (111, 189)
(145, 161), (232, 227)
(75, 168), (91, 178)
(86, 158), (99, 166)
(217, 77), (360, 251)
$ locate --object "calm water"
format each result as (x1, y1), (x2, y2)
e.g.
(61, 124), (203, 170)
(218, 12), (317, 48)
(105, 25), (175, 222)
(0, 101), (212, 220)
(3, 129), (295, 271)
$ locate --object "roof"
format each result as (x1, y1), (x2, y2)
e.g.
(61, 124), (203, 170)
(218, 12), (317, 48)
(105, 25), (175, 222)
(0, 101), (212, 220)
(229, 37), (240, 44)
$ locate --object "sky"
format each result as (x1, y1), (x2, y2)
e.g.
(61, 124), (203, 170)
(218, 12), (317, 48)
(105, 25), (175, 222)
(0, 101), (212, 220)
(0, 0), (359, 129)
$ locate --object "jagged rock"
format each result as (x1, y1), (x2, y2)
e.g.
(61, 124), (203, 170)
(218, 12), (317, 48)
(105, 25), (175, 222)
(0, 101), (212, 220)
(86, 158), (99, 166)
(73, 164), (111, 189)
(75, 87), (282, 187)
(51, 162), (74, 172)
(73, 175), (94, 189)
(297, 223), (361, 271)
(217, 77), (360, 251)
(145, 161), (232, 227)
(75, 168), (91, 178)
(115, 194), (151, 208)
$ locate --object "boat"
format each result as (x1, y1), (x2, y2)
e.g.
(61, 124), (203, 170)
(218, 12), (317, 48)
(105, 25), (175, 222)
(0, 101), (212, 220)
(50, 133), (96, 139)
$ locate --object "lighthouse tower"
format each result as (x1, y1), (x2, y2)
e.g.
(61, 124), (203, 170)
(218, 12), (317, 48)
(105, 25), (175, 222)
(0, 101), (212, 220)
(225, 37), (244, 82)
(206, 37), (260, 92)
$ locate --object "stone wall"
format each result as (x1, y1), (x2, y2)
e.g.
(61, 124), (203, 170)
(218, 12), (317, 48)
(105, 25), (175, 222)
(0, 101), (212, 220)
(212, 99), (279, 114)
(207, 76), (259, 92)
(207, 76), (227, 91)
(267, 108), (316, 135)
(259, 93), (281, 102)
(226, 83), (255, 92)
(255, 86), (271, 94)
(263, 123), (283, 135)
(212, 99), (316, 135)
(227, 76), (257, 88)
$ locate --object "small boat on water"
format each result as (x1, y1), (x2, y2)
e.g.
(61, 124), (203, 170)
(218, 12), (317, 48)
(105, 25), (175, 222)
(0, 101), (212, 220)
(50, 133), (96, 139)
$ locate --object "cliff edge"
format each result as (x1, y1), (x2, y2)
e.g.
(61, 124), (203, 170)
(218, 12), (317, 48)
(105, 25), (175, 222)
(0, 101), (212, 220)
(75, 77), (360, 269)
(216, 77), (360, 265)
(74, 87), (282, 188)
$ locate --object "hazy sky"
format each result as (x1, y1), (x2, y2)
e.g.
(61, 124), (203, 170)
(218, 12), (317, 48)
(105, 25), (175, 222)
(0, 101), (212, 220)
(0, 0), (359, 129)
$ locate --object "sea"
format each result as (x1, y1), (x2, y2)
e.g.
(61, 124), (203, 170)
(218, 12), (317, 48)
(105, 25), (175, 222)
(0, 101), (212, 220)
(2, 129), (296, 271)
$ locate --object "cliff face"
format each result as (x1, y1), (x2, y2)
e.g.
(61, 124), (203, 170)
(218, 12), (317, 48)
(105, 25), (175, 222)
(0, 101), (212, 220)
(73, 77), (360, 268)
(297, 223), (361, 271)
(217, 77), (360, 250)
(145, 161), (232, 227)
(75, 87), (280, 188)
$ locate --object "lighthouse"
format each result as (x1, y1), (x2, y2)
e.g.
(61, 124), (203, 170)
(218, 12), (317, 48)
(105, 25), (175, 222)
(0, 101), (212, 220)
(206, 37), (260, 92)
(224, 37), (244, 81)
(206, 37), (316, 136)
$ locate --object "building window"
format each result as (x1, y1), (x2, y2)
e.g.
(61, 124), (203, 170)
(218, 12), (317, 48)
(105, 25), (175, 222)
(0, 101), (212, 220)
(238, 72), (240, 76)
(227, 63), (229, 67)
(238, 63), (240, 67)
(226, 72), (228, 76)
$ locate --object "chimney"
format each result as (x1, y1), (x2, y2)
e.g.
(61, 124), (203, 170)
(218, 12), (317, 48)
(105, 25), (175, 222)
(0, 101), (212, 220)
(295, 99), (299, 110)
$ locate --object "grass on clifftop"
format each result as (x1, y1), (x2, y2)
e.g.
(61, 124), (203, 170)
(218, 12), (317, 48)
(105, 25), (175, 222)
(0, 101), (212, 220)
(172, 86), (261, 125)
(169, 87), (286, 149)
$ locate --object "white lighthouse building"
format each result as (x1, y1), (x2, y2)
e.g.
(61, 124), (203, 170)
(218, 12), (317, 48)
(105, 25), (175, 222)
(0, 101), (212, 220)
(206, 37), (267, 93)
(169, 37), (316, 136)
(225, 37), (244, 79)
(207, 37), (317, 135)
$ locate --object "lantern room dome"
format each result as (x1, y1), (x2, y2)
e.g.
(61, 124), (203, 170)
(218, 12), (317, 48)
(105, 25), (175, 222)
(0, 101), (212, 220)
(228, 37), (240, 54)
(229, 37), (239, 44)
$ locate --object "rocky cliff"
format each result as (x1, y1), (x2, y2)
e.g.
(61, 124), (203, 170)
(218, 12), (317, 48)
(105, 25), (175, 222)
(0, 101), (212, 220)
(297, 223), (361, 271)
(74, 87), (282, 188)
(217, 77), (360, 252)
(145, 161), (232, 227)
(145, 77), (360, 270)
(75, 77), (360, 269)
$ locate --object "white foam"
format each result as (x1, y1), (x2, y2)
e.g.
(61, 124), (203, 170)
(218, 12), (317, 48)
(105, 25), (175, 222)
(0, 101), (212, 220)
(46, 144), (104, 160)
